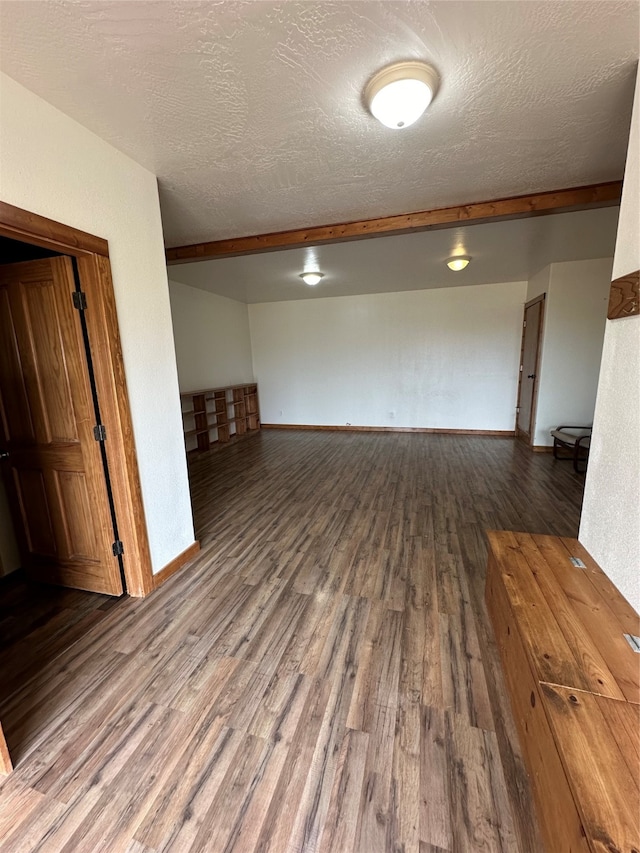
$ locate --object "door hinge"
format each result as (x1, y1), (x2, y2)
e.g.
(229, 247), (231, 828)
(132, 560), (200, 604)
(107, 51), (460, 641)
(72, 291), (87, 311)
(93, 424), (107, 442)
(112, 540), (124, 556)
(519, 365), (523, 372)
(516, 407), (520, 413)
(523, 320), (527, 327)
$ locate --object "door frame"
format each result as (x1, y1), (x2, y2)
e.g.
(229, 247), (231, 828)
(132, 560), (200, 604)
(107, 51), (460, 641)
(515, 293), (546, 446)
(0, 201), (154, 596)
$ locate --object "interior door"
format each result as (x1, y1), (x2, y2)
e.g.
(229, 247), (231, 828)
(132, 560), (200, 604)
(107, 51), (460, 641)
(516, 295), (545, 442)
(0, 257), (124, 595)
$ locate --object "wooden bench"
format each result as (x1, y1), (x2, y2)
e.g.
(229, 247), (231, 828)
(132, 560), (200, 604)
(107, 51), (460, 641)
(485, 530), (640, 853)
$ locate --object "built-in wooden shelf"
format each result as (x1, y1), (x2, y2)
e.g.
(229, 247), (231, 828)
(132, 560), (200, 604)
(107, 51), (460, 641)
(180, 383), (260, 454)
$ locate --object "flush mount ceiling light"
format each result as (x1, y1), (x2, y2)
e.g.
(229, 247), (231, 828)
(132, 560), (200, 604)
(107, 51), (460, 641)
(365, 61), (439, 129)
(446, 256), (471, 272)
(300, 271), (324, 286)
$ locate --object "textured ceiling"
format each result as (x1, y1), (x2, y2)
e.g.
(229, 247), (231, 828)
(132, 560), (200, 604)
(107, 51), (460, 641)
(168, 206), (619, 303)
(0, 1), (637, 248)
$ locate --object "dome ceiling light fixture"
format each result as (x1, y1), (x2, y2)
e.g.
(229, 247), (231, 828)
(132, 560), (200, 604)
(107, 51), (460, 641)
(364, 60), (440, 130)
(300, 271), (324, 286)
(446, 256), (471, 272)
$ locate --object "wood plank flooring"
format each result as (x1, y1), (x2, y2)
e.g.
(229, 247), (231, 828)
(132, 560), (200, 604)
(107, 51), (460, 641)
(0, 430), (585, 852)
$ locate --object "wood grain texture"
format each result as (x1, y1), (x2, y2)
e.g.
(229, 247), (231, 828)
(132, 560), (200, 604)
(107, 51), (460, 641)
(608, 269), (640, 320)
(78, 254), (154, 597)
(487, 530), (639, 702)
(0, 723), (12, 775)
(152, 540), (201, 589)
(0, 201), (109, 257)
(540, 684), (640, 853)
(495, 540), (591, 691)
(0, 258), (123, 595)
(166, 182), (622, 263)
(487, 529), (640, 853)
(0, 430), (589, 851)
(516, 294), (545, 444)
(0, 203), (154, 599)
(533, 534), (640, 705)
(485, 551), (591, 853)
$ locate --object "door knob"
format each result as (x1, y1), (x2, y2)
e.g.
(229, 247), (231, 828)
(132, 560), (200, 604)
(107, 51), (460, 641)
(527, 374), (536, 379)
(0, 451), (8, 460)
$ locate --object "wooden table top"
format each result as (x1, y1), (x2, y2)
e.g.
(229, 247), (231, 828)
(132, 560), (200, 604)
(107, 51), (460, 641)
(487, 530), (640, 705)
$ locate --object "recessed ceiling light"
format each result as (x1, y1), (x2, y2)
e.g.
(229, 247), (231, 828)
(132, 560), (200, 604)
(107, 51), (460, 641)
(365, 61), (439, 130)
(446, 256), (471, 271)
(300, 271), (324, 286)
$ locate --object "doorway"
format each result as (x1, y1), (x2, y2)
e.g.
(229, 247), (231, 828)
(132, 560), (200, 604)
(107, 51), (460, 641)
(516, 294), (545, 444)
(0, 247), (125, 596)
(0, 201), (154, 597)
(0, 203), (156, 775)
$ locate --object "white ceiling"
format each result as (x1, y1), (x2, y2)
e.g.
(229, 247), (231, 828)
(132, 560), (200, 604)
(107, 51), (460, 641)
(0, 1), (637, 249)
(168, 206), (619, 303)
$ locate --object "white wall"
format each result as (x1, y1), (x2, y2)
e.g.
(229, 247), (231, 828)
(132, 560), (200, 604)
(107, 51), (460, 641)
(0, 73), (195, 575)
(526, 265), (551, 303)
(530, 258), (612, 446)
(580, 68), (640, 612)
(249, 281), (527, 431)
(168, 281), (254, 391)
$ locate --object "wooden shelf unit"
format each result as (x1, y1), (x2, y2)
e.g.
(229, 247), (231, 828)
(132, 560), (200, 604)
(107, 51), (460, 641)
(181, 383), (260, 454)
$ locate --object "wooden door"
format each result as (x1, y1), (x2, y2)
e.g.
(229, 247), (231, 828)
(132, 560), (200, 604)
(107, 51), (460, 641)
(0, 257), (124, 595)
(516, 295), (545, 443)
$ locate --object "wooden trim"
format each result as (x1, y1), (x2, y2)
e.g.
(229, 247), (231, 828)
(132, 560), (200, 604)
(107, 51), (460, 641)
(608, 269), (639, 320)
(0, 201), (109, 258)
(0, 723), (12, 775)
(515, 311), (528, 440)
(153, 541), (201, 590)
(529, 297), (546, 447)
(0, 202), (155, 598)
(516, 294), (546, 448)
(532, 445), (554, 453)
(263, 424), (515, 436)
(524, 293), (547, 310)
(166, 182), (622, 264)
(77, 255), (155, 597)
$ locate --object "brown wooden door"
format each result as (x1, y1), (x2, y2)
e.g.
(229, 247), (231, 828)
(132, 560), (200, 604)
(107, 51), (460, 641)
(516, 295), (545, 443)
(0, 257), (123, 595)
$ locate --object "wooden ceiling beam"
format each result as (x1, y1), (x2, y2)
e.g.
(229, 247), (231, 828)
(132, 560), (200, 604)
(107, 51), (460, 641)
(165, 181), (622, 265)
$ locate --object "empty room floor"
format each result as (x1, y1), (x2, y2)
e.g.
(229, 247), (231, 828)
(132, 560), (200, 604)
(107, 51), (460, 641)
(0, 431), (584, 852)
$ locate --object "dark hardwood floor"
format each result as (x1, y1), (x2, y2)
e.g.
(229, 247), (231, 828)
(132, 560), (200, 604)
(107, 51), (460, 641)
(0, 430), (585, 852)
